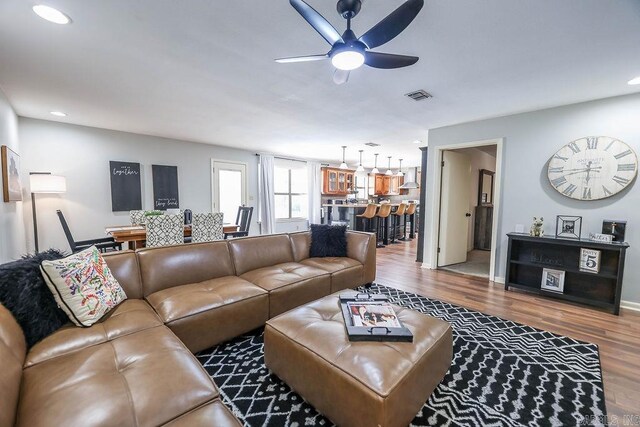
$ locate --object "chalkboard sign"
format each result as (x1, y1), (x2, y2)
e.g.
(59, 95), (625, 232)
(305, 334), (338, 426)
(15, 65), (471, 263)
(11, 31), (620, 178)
(152, 164), (179, 210)
(109, 161), (142, 212)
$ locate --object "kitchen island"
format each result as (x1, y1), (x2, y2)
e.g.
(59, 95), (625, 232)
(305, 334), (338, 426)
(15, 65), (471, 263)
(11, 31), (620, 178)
(322, 203), (417, 241)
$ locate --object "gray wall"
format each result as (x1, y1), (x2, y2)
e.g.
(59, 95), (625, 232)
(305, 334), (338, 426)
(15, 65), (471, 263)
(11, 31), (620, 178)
(19, 118), (261, 253)
(0, 88), (26, 262)
(425, 92), (640, 304)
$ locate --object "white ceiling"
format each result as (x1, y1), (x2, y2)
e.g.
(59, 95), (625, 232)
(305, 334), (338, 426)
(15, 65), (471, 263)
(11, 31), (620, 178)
(0, 0), (639, 167)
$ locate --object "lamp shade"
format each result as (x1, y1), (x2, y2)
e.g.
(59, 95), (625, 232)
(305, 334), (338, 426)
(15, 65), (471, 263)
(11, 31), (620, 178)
(30, 174), (67, 193)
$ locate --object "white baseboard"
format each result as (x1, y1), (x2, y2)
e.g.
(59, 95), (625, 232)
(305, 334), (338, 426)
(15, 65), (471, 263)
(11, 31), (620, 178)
(493, 276), (505, 284)
(421, 262), (432, 269)
(621, 300), (640, 313)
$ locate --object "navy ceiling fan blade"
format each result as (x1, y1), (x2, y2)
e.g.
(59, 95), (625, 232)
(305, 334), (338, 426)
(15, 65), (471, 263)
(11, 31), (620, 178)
(364, 51), (419, 69)
(290, 0), (344, 46)
(275, 54), (329, 63)
(358, 0), (424, 49)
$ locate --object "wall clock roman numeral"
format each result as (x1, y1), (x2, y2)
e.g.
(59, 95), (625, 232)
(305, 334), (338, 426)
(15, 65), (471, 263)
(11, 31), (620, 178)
(615, 149), (632, 159)
(562, 184), (577, 197)
(612, 175), (630, 186)
(551, 176), (567, 187)
(602, 185), (613, 197)
(605, 140), (616, 151)
(586, 137), (598, 150)
(567, 142), (580, 153)
(553, 154), (568, 162)
(548, 166), (564, 173)
(618, 163), (636, 172)
(582, 187), (592, 200)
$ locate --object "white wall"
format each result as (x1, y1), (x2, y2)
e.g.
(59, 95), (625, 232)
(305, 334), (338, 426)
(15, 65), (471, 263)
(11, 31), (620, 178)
(425, 92), (640, 303)
(0, 88), (26, 262)
(19, 118), (260, 253)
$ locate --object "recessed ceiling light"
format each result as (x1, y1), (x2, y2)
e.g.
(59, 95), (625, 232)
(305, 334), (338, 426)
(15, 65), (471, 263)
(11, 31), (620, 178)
(50, 111), (67, 117)
(33, 5), (71, 25)
(628, 76), (640, 85)
(413, 140), (422, 144)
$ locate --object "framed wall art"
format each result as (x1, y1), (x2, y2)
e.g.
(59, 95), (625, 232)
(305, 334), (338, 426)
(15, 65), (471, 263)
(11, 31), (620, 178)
(541, 268), (565, 293)
(556, 215), (582, 239)
(579, 248), (601, 274)
(1, 145), (23, 202)
(602, 220), (626, 242)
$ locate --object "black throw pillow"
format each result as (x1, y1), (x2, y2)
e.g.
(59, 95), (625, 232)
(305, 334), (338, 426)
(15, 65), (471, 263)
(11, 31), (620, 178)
(309, 224), (348, 258)
(0, 249), (69, 348)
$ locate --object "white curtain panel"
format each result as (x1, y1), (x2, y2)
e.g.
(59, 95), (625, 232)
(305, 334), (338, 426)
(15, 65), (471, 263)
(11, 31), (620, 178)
(258, 155), (276, 234)
(307, 161), (322, 225)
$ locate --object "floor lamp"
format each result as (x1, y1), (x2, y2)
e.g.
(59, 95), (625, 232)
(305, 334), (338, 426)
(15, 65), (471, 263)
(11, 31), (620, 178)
(29, 172), (67, 252)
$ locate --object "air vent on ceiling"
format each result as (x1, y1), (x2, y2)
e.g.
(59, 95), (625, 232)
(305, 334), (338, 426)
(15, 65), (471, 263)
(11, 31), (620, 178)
(365, 142), (380, 147)
(405, 90), (432, 101)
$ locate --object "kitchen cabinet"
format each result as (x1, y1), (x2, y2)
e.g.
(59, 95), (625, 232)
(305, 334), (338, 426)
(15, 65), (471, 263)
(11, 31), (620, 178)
(322, 167), (355, 195)
(369, 174), (405, 196)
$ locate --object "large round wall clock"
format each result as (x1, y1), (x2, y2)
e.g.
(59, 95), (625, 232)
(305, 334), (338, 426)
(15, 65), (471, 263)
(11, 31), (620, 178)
(547, 136), (638, 200)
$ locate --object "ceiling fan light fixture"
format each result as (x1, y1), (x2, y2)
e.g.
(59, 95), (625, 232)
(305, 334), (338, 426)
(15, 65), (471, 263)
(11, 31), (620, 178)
(628, 76), (640, 85)
(33, 5), (71, 24)
(331, 48), (365, 71)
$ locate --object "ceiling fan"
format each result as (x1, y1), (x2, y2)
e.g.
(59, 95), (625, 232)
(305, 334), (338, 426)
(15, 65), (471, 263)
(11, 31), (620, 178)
(276, 0), (424, 84)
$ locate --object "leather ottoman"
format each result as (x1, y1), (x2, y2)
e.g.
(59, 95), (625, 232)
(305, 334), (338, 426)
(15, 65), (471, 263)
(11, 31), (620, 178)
(264, 294), (453, 427)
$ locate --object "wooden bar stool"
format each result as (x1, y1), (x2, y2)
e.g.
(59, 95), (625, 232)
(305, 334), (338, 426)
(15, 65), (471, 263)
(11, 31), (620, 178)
(390, 203), (407, 244)
(399, 203), (417, 241)
(356, 204), (378, 232)
(375, 204), (392, 248)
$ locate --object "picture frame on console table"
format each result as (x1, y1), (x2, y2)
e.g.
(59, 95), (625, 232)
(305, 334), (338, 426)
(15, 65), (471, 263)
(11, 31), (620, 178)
(556, 215), (581, 239)
(541, 268), (565, 293)
(602, 220), (626, 242)
(579, 248), (601, 274)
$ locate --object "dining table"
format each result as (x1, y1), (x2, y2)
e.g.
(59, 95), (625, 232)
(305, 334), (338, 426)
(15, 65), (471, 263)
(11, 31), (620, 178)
(106, 224), (239, 250)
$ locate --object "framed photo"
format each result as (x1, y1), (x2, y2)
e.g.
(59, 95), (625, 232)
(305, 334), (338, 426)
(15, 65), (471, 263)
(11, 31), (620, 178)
(556, 215), (582, 239)
(541, 268), (565, 293)
(589, 232), (613, 243)
(579, 248), (601, 274)
(602, 220), (626, 242)
(1, 145), (23, 202)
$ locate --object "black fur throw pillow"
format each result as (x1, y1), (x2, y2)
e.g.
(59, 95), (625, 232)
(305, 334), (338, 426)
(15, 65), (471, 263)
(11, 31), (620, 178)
(0, 249), (69, 348)
(309, 224), (348, 258)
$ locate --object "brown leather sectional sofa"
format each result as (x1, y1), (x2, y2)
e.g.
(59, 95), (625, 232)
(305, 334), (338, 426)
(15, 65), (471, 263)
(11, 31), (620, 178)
(0, 230), (376, 427)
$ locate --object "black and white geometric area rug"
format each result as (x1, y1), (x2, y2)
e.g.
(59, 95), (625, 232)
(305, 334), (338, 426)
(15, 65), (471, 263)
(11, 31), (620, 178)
(196, 284), (607, 427)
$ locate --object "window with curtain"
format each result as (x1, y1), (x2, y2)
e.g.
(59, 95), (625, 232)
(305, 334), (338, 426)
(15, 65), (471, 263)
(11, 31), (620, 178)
(274, 159), (308, 220)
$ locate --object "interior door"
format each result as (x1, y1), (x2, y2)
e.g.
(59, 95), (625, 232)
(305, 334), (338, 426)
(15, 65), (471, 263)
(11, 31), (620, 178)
(438, 150), (471, 267)
(212, 160), (247, 225)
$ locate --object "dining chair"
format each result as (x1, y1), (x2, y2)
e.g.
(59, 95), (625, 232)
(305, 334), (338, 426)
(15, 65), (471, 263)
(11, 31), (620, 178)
(130, 210), (146, 225)
(145, 214), (183, 247)
(191, 213), (224, 243)
(224, 206), (253, 239)
(57, 210), (122, 253)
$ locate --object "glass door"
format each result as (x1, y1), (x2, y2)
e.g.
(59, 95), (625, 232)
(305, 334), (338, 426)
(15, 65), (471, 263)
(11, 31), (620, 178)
(212, 160), (247, 225)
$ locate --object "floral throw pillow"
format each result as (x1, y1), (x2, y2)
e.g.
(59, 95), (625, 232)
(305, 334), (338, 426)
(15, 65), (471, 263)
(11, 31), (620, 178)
(40, 246), (127, 327)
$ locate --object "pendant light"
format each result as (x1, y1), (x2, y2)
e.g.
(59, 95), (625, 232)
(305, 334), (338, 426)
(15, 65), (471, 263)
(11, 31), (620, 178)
(396, 159), (404, 177)
(371, 153), (380, 174)
(339, 146), (348, 169)
(356, 150), (365, 172)
(385, 156), (393, 176)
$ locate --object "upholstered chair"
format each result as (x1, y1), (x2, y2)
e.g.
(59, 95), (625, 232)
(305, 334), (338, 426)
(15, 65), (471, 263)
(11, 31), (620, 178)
(145, 214), (183, 247)
(130, 210), (146, 225)
(191, 213), (224, 243)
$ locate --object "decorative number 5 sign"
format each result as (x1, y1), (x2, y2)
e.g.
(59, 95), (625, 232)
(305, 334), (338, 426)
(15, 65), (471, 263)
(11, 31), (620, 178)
(579, 248), (601, 274)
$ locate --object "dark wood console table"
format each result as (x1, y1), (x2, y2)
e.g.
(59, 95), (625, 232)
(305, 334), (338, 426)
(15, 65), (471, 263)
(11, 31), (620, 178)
(505, 233), (628, 315)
